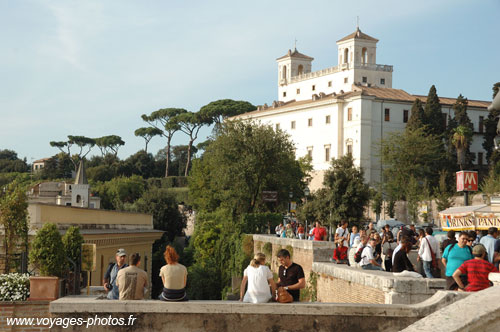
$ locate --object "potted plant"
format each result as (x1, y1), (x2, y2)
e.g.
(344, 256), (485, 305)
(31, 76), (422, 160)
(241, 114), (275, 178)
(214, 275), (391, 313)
(28, 223), (67, 301)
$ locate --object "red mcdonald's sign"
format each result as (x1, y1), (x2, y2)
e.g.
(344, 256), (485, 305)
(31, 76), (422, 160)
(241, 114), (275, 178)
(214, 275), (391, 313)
(456, 171), (478, 192)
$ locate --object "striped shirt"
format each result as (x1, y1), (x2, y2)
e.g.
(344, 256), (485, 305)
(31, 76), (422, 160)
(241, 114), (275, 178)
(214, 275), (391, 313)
(457, 259), (498, 292)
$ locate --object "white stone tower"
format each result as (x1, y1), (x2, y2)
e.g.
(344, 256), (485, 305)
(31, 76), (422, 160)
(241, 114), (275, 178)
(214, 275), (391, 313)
(71, 160), (89, 208)
(276, 48), (314, 86)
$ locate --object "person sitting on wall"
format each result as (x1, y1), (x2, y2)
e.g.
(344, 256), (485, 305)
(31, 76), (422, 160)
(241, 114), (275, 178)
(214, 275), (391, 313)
(332, 239), (349, 264)
(452, 244), (498, 292)
(276, 249), (305, 302)
(116, 253), (148, 300)
(240, 253), (276, 303)
(159, 246), (188, 301)
(359, 238), (383, 271)
(103, 248), (129, 300)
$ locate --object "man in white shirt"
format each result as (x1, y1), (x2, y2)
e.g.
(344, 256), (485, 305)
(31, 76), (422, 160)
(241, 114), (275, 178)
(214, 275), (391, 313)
(418, 227), (440, 278)
(360, 238), (383, 271)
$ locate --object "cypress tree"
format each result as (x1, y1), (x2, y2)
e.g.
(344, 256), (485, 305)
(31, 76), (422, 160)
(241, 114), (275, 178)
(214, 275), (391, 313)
(452, 95), (474, 167)
(406, 98), (425, 132)
(424, 85), (445, 136)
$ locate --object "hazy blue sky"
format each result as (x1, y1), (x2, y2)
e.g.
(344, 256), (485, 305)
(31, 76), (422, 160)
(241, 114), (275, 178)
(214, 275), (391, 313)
(1, 0), (499, 161)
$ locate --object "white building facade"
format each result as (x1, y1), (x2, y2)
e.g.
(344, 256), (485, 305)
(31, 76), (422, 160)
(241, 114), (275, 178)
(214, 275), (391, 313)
(234, 29), (490, 189)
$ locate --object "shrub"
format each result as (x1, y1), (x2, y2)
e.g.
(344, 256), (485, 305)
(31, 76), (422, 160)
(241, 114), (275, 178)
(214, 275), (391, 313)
(262, 242), (272, 257)
(241, 235), (254, 257)
(29, 223), (67, 277)
(62, 226), (84, 266)
(286, 245), (294, 258)
(0, 273), (30, 301)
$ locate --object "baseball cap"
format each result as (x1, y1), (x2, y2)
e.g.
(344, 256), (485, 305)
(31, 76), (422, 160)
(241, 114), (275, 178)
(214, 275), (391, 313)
(472, 244), (486, 256)
(116, 248), (127, 257)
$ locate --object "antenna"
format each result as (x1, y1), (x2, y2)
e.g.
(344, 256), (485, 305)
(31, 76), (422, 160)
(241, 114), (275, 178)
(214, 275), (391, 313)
(294, 38), (297, 51)
(356, 16), (359, 29)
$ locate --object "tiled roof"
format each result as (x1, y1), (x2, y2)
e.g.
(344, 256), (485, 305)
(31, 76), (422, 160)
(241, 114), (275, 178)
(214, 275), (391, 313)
(353, 85), (415, 102)
(276, 48), (314, 61)
(412, 95), (491, 108)
(337, 28), (379, 43)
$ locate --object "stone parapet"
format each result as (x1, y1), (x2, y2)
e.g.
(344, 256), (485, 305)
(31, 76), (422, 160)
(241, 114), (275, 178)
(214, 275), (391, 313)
(49, 291), (466, 332)
(313, 263), (446, 304)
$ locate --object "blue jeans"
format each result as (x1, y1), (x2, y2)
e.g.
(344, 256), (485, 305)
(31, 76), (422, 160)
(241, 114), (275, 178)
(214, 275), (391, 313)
(361, 264), (383, 271)
(423, 260), (434, 278)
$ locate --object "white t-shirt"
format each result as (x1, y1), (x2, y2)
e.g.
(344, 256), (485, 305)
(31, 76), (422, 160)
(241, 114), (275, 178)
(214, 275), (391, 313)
(335, 227), (349, 247)
(360, 244), (375, 266)
(243, 265), (273, 303)
(418, 235), (440, 261)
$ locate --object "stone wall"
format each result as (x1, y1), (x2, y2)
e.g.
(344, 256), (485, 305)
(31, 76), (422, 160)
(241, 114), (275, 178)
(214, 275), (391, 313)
(0, 301), (50, 332)
(48, 291), (467, 332)
(313, 263), (446, 304)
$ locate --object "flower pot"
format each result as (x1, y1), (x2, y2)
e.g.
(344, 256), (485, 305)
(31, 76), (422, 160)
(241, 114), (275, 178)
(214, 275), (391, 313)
(28, 276), (59, 301)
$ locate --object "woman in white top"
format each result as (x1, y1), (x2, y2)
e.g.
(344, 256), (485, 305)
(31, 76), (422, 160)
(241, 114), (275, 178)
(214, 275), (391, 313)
(239, 253), (276, 303)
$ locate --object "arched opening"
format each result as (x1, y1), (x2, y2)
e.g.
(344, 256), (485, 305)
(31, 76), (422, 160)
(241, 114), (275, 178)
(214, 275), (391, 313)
(298, 64), (303, 75)
(362, 47), (367, 64)
(76, 195), (81, 203)
(282, 65), (287, 79)
(344, 48), (349, 64)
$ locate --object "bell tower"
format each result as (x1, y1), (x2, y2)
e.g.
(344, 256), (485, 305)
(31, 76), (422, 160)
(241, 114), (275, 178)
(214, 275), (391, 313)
(276, 48), (314, 86)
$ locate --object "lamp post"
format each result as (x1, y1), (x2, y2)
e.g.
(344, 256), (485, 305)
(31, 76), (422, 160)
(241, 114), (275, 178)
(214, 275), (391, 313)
(288, 191), (293, 216)
(304, 186), (310, 239)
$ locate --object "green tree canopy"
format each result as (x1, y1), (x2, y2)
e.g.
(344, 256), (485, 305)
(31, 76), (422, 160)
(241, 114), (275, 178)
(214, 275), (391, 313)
(141, 108), (187, 177)
(406, 98), (425, 132)
(423, 85), (445, 136)
(134, 127), (163, 153)
(189, 120), (306, 216)
(49, 135), (95, 171)
(94, 135), (125, 157)
(380, 127), (448, 199)
(29, 223), (67, 277)
(199, 99), (256, 130)
(0, 149), (28, 173)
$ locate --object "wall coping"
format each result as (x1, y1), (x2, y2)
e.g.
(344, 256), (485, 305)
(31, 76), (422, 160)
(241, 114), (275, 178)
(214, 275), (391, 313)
(312, 262), (446, 294)
(0, 300), (50, 305)
(489, 272), (500, 284)
(50, 292), (466, 318)
(253, 234), (335, 250)
(401, 285), (500, 332)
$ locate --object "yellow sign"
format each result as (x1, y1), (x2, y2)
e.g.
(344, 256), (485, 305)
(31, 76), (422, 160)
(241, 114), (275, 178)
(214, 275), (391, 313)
(475, 213), (500, 230)
(81, 243), (96, 272)
(440, 213), (475, 230)
(290, 202), (297, 213)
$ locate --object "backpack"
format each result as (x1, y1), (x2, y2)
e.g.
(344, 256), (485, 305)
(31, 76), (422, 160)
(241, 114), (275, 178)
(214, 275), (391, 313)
(354, 246), (365, 263)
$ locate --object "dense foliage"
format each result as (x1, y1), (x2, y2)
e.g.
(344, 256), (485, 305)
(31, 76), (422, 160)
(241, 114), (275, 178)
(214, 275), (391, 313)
(29, 223), (67, 277)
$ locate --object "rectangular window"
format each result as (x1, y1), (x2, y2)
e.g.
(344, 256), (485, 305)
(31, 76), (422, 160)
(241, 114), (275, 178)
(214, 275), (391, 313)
(442, 113), (448, 129)
(403, 110), (409, 123)
(308, 118), (313, 127)
(275, 123), (280, 130)
(325, 146), (330, 162)
(344, 77), (348, 83)
(479, 116), (484, 133)
(347, 144), (353, 155)
(384, 108), (390, 122)
(325, 115), (331, 124)
(380, 78), (385, 85)
(291, 121), (296, 129)
(362, 76), (367, 83)
(347, 108), (353, 121)
(283, 91), (286, 97)
(296, 88), (300, 94)
(307, 147), (313, 160)
(312, 85), (316, 91)
(478, 152), (483, 165)
(328, 81), (332, 87)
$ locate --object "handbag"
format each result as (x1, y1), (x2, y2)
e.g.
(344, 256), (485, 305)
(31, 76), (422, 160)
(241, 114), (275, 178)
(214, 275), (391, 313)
(276, 287), (293, 303)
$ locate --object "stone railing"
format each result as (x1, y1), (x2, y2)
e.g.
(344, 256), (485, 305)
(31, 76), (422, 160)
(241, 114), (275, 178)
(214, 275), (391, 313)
(48, 291), (467, 332)
(287, 63), (393, 84)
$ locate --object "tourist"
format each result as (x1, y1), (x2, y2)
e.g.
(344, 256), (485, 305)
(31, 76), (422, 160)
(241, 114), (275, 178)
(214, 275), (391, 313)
(116, 253), (148, 300)
(276, 249), (305, 302)
(353, 229), (366, 247)
(332, 239), (349, 264)
(275, 223), (283, 237)
(380, 224), (392, 244)
(285, 223), (296, 239)
(479, 227), (498, 264)
(416, 229), (425, 248)
(311, 221), (327, 241)
(393, 238), (415, 273)
(359, 238), (383, 271)
(373, 232), (382, 264)
(240, 253), (276, 303)
(382, 232), (397, 272)
(366, 222), (374, 233)
(442, 232), (474, 290)
(452, 244), (498, 292)
(296, 223), (305, 240)
(103, 248), (129, 300)
(308, 224), (315, 240)
(159, 246), (188, 301)
(335, 221), (349, 247)
(440, 230), (457, 255)
(418, 227), (440, 278)
(349, 226), (360, 247)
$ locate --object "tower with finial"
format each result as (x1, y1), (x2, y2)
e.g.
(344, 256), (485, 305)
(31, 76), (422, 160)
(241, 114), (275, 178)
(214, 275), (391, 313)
(71, 160), (90, 208)
(276, 41), (314, 86)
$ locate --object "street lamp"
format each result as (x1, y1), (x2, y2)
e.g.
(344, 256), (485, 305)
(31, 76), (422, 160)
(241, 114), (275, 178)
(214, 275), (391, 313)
(288, 191), (293, 216)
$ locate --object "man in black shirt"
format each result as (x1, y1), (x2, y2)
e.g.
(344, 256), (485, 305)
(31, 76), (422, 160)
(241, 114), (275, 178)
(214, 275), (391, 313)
(276, 249), (305, 301)
(393, 238), (415, 273)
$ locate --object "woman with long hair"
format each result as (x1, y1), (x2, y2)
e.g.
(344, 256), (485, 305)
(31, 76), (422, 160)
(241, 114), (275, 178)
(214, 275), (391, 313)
(159, 246), (188, 301)
(239, 253), (276, 303)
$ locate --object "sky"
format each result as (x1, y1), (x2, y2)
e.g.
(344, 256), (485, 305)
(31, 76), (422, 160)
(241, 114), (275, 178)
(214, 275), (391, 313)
(1, 0), (499, 162)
